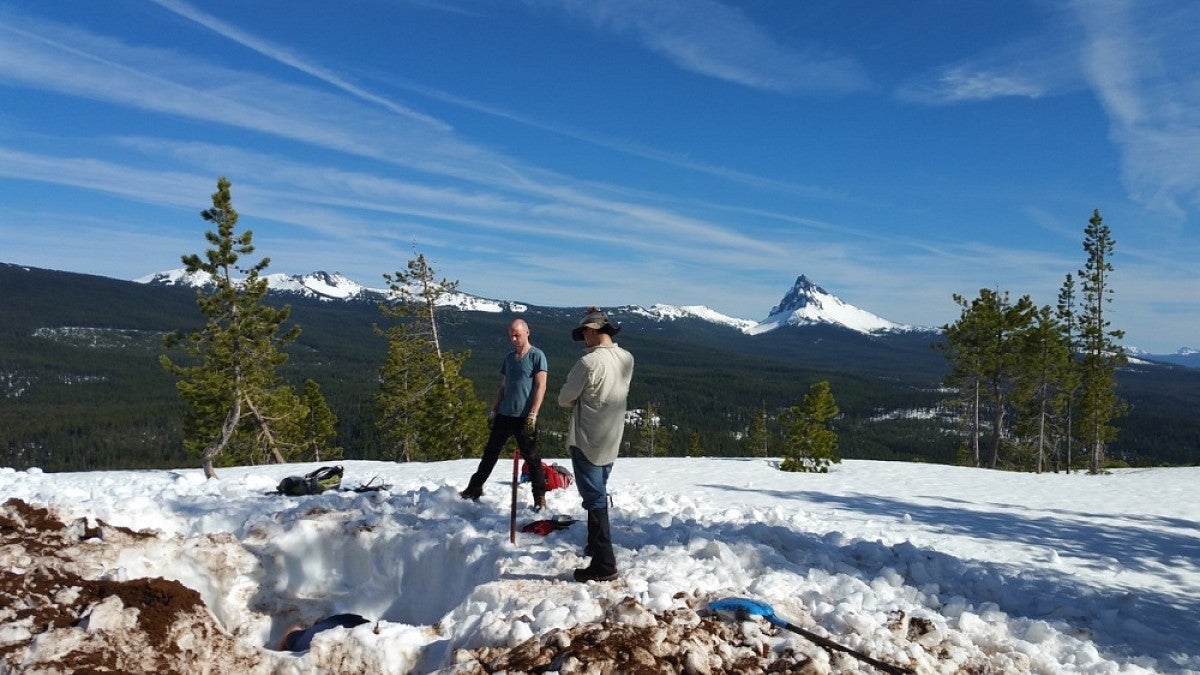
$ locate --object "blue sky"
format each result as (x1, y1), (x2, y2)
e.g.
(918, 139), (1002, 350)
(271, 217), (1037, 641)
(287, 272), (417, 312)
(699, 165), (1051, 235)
(1, 1), (1197, 352)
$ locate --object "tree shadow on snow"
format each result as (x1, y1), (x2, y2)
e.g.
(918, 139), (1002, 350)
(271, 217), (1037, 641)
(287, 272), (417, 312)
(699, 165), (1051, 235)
(680, 484), (1200, 668)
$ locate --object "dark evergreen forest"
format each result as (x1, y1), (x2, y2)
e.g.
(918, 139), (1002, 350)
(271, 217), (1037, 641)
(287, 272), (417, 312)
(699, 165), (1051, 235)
(2, 263), (1197, 471)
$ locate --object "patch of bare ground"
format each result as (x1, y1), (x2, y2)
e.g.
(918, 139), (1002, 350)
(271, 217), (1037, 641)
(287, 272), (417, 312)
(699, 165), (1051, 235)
(454, 595), (823, 674)
(0, 498), (264, 674)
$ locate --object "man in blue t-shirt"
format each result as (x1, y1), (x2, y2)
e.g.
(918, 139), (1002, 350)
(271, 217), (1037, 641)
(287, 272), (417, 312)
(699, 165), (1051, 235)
(460, 318), (549, 509)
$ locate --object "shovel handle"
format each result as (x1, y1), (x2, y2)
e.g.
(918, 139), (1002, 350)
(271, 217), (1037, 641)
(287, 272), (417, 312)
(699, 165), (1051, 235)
(509, 449), (519, 544)
(780, 620), (912, 675)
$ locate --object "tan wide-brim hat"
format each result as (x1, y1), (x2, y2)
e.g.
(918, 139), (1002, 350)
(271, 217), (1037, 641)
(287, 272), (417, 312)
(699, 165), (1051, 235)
(571, 307), (621, 341)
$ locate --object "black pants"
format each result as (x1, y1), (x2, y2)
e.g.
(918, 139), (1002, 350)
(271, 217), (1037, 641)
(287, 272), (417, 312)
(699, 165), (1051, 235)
(465, 415), (546, 498)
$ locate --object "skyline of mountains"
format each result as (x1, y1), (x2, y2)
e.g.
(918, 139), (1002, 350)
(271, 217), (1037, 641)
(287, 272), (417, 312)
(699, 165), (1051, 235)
(3, 260), (1197, 471)
(135, 268), (927, 339)
(4, 260), (1190, 358)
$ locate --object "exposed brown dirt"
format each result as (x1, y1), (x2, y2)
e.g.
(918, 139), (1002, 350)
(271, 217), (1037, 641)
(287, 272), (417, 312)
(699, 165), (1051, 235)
(0, 498), (263, 674)
(454, 595), (825, 674)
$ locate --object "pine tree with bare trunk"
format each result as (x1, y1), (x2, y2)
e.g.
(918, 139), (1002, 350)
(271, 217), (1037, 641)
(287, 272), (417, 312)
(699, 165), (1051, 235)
(376, 252), (486, 462)
(1075, 210), (1127, 474)
(161, 177), (313, 478)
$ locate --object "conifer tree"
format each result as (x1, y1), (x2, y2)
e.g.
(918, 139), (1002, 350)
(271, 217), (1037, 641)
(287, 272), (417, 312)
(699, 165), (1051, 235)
(1076, 210), (1127, 473)
(940, 289), (1033, 468)
(940, 296), (987, 467)
(636, 403), (665, 457)
(780, 381), (840, 473)
(686, 432), (704, 458)
(301, 379), (341, 462)
(160, 177), (308, 478)
(745, 401), (775, 457)
(376, 252), (486, 462)
(1013, 305), (1072, 473)
(1055, 274), (1081, 472)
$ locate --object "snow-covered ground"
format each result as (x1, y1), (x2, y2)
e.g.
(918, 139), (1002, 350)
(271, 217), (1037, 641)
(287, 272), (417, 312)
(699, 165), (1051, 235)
(1, 458), (1197, 674)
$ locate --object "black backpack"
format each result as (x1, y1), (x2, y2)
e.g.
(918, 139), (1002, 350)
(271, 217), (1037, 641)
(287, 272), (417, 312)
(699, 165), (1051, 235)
(276, 465), (343, 496)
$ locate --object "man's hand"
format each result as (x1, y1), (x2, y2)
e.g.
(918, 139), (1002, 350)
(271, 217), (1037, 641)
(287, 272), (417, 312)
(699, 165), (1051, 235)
(523, 413), (537, 435)
(487, 410), (496, 428)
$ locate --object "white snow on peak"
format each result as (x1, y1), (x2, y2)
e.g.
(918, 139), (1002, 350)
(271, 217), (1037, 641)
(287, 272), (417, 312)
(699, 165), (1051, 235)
(135, 269), (520, 312)
(262, 271), (365, 300)
(430, 291), (527, 314)
(134, 269), (923, 332)
(748, 275), (911, 336)
(1121, 346), (1158, 365)
(143, 268), (367, 301)
(134, 268), (217, 287)
(377, 284), (525, 313)
(1177, 347), (1199, 356)
(632, 304), (758, 331)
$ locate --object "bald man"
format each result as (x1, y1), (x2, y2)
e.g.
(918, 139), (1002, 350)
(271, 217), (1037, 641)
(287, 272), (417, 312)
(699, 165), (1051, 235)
(460, 318), (549, 509)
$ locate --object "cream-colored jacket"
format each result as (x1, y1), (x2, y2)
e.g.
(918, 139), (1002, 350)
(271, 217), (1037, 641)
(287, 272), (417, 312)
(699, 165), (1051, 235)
(557, 342), (635, 466)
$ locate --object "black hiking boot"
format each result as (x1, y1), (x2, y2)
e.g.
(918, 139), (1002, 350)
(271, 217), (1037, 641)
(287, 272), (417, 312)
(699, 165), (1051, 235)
(573, 565), (619, 582)
(459, 487), (482, 501)
(574, 507), (617, 582)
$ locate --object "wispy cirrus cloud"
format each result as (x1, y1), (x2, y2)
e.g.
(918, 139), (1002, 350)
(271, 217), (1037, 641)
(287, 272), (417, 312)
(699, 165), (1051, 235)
(382, 77), (846, 200)
(899, 66), (1049, 104)
(147, 0), (450, 131)
(896, 31), (1080, 105)
(894, 0), (1200, 227)
(161, 0), (849, 201)
(0, 8), (801, 263)
(529, 0), (871, 95)
(1072, 0), (1200, 222)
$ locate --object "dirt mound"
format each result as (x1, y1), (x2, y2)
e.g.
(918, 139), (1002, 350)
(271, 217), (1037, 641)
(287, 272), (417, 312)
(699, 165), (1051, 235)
(0, 499), (263, 674)
(455, 596), (827, 674)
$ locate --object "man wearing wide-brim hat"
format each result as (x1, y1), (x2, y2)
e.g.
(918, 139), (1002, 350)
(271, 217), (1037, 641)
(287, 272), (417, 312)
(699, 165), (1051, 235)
(557, 307), (635, 582)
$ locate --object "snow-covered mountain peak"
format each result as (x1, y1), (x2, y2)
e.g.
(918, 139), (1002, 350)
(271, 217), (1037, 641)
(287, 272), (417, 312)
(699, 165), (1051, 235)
(262, 271), (365, 300)
(632, 304), (758, 331)
(134, 268), (216, 287)
(135, 268), (524, 312)
(749, 274), (912, 336)
(134, 268), (920, 336)
(138, 268), (369, 301)
(768, 274), (826, 315)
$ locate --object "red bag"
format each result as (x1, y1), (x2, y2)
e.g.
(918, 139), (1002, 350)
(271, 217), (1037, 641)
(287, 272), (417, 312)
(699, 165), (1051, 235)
(521, 515), (578, 536)
(520, 461), (574, 491)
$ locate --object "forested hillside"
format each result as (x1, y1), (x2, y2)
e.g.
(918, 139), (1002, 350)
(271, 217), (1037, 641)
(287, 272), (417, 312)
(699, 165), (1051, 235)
(2, 263), (1196, 471)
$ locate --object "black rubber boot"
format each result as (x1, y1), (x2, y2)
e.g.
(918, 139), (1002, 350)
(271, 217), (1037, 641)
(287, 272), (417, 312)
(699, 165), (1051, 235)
(574, 508), (617, 582)
(458, 481), (482, 500)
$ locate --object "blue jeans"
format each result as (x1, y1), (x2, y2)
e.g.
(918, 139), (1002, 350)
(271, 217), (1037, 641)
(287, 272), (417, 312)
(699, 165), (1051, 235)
(570, 446), (612, 510)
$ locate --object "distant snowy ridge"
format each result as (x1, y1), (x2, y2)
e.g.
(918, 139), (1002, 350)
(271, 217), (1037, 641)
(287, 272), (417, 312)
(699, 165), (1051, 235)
(136, 269), (368, 299)
(629, 279), (926, 337)
(748, 275), (916, 336)
(1125, 344), (1199, 366)
(630, 304), (758, 332)
(1120, 342), (1200, 367)
(137, 269), (930, 337)
(263, 271), (364, 300)
(136, 268), (221, 289)
(135, 269), (525, 313)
